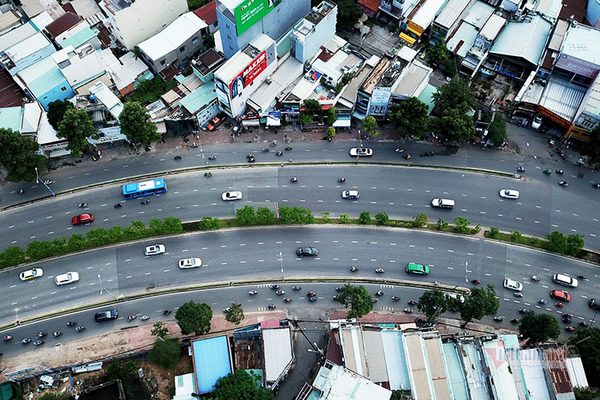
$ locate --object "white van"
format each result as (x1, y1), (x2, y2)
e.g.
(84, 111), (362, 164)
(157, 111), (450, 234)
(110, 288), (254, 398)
(552, 273), (578, 288)
(431, 198), (455, 209)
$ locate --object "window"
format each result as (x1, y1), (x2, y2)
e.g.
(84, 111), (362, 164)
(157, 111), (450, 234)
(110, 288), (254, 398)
(192, 37), (198, 45)
(160, 60), (166, 65)
(61, 87), (67, 91)
(179, 46), (186, 52)
(227, 35), (231, 40)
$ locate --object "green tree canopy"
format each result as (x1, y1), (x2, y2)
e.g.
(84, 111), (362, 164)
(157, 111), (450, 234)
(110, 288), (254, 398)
(424, 41), (449, 67)
(236, 205), (257, 226)
(566, 234), (584, 256)
(326, 126), (336, 138)
(417, 289), (448, 322)
(458, 284), (499, 327)
(581, 125), (600, 164)
(335, 0), (362, 31)
(47, 99), (75, 130)
(519, 311), (560, 345)
(389, 98), (429, 138)
(57, 108), (99, 154)
(225, 304), (245, 325)
(486, 112), (507, 147)
(206, 369), (273, 400)
(436, 106), (476, 142)
(336, 284), (374, 320)
(0, 128), (47, 182)
(547, 231), (567, 253)
(303, 99), (321, 114)
(361, 116), (379, 137)
(326, 107), (337, 125)
(175, 300), (212, 336)
(149, 337), (181, 370)
(151, 321), (169, 338)
(570, 327), (600, 386)
(119, 101), (161, 145)
(432, 78), (477, 111)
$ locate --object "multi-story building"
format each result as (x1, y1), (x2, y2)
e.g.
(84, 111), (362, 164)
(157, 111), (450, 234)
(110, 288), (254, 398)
(216, 0), (311, 59)
(98, 0), (188, 49)
(291, 1), (337, 64)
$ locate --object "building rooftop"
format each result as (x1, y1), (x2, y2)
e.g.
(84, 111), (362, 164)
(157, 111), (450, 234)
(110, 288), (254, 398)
(4, 32), (53, 63)
(106, 52), (150, 91)
(0, 22), (37, 53)
(215, 34), (273, 83)
(18, 56), (65, 98)
(59, 26), (98, 50)
(305, 1), (335, 25)
(435, 0), (472, 29)
(447, 21), (479, 57)
(360, 55), (393, 95)
(0, 10), (20, 33)
(560, 23), (600, 65)
(193, 0), (217, 24)
(393, 61), (432, 98)
(0, 106), (22, 132)
(262, 327), (294, 384)
(179, 82), (217, 114)
(311, 361), (392, 400)
(46, 12), (82, 37)
(191, 335), (233, 394)
(30, 11), (56, 32)
(139, 12), (207, 60)
(0, 67), (26, 107)
(248, 56), (303, 113)
(490, 15), (551, 66)
(462, 0), (495, 29)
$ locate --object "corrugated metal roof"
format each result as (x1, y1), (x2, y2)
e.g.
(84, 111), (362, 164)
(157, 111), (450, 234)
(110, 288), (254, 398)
(519, 349), (552, 400)
(138, 12), (207, 60)
(179, 83), (217, 114)
(566, 357), (589, 389)
(561, 23), (600, 65)
(191, 335), (233, 394)
(0, 106), (22, 131)
(5, 32), (53, 62)
(490, 15), (551, 66)
(462, 0), (495, 29)
(446, 20), (479, 58)
(0, 22), (37, 53)
(435, 0), (472, 29)
(262, 327), (293, 382)
(423, 333), (451, 399)
(482, 339), (520, 400)
(46, 12), (82, 37)
(312, 362), (393, 399)
(340, 326), (368, 376)
(480, 13), (505, 40)
(362, 329), (388, 383)
(540, 77), (586, 120)
(382, 330), (411, 391)
(404, 332), (435, 400)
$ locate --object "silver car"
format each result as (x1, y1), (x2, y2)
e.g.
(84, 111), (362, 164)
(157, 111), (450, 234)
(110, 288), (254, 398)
(179, 258), (202, 269)
(55, 272), (80, 286)
(221, 191), (243, 201)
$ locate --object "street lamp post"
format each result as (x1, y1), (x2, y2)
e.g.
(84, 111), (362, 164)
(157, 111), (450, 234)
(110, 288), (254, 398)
(35, 167), (55, 196)
(279, 251), (284, 281)
(465, 261), (469, 283)
(97, 273), (118, 301)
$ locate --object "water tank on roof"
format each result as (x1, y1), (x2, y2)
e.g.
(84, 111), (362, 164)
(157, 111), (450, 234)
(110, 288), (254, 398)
(89, 94), (97, 104)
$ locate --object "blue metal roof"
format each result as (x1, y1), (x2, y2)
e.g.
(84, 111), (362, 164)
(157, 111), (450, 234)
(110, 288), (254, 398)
(191, 335), (233, 394)
(179, 83), (218, 115)
(0, 107), (22, 132)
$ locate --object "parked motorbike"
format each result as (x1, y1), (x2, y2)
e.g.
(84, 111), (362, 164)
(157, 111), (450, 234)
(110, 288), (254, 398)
(127, 315), (137, 321)
(140, 315), (150, 321)
(338, 177), (346, 183)
(208, 154), (217, 160)
(174, 155), (183, 160)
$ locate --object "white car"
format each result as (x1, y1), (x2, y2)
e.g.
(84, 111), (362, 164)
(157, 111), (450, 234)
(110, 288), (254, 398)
(341, 190), (360, 199)
(531, 114), (542, 129)
(221, 191), (243, 201)
(144, 244), (166, 256)
(19, 268), (44, 281)
(179, 258), (202, 269)
(503, 278), (523, 291)
(55, 271), (80, 286)
(349, 147), (373, 157)
(499, 189), (519, 199)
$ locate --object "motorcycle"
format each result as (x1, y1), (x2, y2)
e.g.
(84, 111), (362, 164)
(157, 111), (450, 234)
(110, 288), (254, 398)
(285, 146), (292, 151)
(593, 183), (600, 189)
(271, 284), (280, 290)
(66, 321), (77, 327)
(558, 181), (568, 187)
(249, 290), (258, 295)
(493, 316), (504, 322)
(531, 276), (540, 282)
(204, 172), (212, 177)
(578, 275), (588, 281)
(403, 308), (413, 313)
(375, 268), (385, 274)
(284, 297), (292, 303)
(114, 203), (123, 208)
(350, 266), (358, 272)
(262, 148), (270, 152)
(519, 308), (527, 313)
(338, 177), (346, 183)
(471, 279), (480, 284)
(556, 169), (564, 175)
(267, 304), (276, 310)
(404, 154), (411, 160)
(375, 291), (384, 296)
(163, 310), (172, 315)
(408, 300), (416, 305)
(275, 290), (285, 295)
(543, 169), (552, 175)
(424, 151), (435, 157)
(538, 299), (547, 304)
(517, 165), (525, 173)
(395, 148), (404, 153)
(391, 296), (401, 302)
(38, 331), (47, 338)
(33, 340), (44, 346)
(511, 318), (519, 324)
(269, 141), (277, 147)
(174, 155), (182, 160)
(21, 338), (31, 344)
(44, 179), (53, 185)
(555, 302), (564, 308)
(75, 326), (85, 332)
(140, 315), (150, 321)
(290, 177), (298, 183)
(565, 326), (576, 332)
(309, 297), (317, 302)
(372, 298), (378, 303)
(247, 156), (255, 163)
(306, 291), (317, 298)
(18, 189), (25, 194)
(514, 292), (523, 298)
(2, 335), (12, 341)
(127, 315), (137, 321)
(53, 331), (62, 338)
(336, 287), (343, 292)
(78, 202), (87, 208)
(292, 286), (301, 291)
(141, 199), (150, 205)
(276, 151), (283, 156)
(208, 154), (217, 160)
(580, 321), (589, 327)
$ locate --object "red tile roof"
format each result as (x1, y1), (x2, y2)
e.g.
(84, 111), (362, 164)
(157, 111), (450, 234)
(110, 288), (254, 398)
(46, 12), (82, 37)
(358, 0), (382, 12)
(193, 0), (217, 25)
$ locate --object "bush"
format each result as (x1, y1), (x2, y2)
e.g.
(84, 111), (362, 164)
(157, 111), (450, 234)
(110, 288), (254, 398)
(453, 216), (471, 234)
(198, 217), (220, 230)
(321, 211), (331, 223)
(413, 213), (429, 228)
(358, 211), (371, 224)
(374, 212), (389, 225)
(339, 214), (350, 224)
(547, 231), (567, 254)
(236, 205), (257, 226)
(0, 246), (25, 268)
(511, 230), (522, 243)
(566, 234), (584, 256)
(279, 206), (314, 224)
(489, 227), (500, 238)
(436, 218), (448, 230)
(256, 207), (276, 225)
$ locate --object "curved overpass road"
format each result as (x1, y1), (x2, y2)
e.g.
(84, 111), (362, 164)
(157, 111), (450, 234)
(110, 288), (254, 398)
(3, 226), (599, 329)
(2, 165), (600, 251)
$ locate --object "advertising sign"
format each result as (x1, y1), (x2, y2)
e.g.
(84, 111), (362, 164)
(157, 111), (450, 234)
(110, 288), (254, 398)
(234, 0), (282, 36)
(229, 50), (267, 99)
(555, 54), (600, 79)
(369, 87), (392, 116)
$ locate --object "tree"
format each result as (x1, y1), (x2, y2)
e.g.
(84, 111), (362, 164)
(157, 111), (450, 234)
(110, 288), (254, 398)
(458, 284), (499, 327)
(151, 321), (169, 338)
(119, 101), (161, 146)
(326, 126), (336, 138)
(198, 216), (220, 230)
(57, 108), (99, 154)
(374, 212), (389, 225)
(519, 311), (560, 345)
(149, 337), (181, 370)
(436, 218), (448, 230)
(47, 99), (75, 130)
(207, 369), (273, 400)
(487, 113), (507, 147)
(256, 207), (276, 225)
(361, 116), (379, 137)
(432, 78), (477, 112)
(389, 98), (429, 138)
(303, 99), (321, 115)
(566, 234), (584, 256)
(424, 41), (449, 67)
(336, 284), (374, 320)
(326, 107), (337, 125)
(547, 231), (567, 253)
(299, 112), (312, 126)
(225, 304), (245, 325)
(175, 301), (212, 336)
(437, 106), (476, 142)
(511, 230), (522, 243)
(453, 216), (471, 234)
(570, 327), (600, 386)
(188, 0), (207, 10)
(413, 213), (429, 228)
(39, 393), (70, 400)
(358, 211), (371, 224)
(335, 0), (362, 31)
(339, 213), (350, 224)
(236, 205), (257, 226)
(581, 125), (600, 164)
(417, 289), (448, 322)
(0, 128), (48, 182)
(489, 227), (500, 238)
(0, 246), (26, 268)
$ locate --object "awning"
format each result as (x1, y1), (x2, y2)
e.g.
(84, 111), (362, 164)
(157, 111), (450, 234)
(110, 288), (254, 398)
(332, 118), (351, 128)
(242, 119), (260, 127)
(266, 116), (281, 127)
(47, 148), (72, 158)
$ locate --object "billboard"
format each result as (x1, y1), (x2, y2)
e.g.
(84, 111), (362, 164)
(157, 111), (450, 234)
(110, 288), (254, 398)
(234, 0), (282, 36)
(229, 50), (267, 99)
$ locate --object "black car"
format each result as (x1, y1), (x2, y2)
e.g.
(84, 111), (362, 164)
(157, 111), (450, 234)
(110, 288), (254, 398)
(296, 247), (318, 257)
(95, 308), (119, 322)
(589, 298), (600, 311)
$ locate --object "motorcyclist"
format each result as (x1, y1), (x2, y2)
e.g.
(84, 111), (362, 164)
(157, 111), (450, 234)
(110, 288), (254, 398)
(339, 177), (346, 182)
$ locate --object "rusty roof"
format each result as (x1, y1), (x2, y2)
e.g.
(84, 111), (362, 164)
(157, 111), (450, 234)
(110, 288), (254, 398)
(46, 12), (82, 37)
(544, 347), (574, 394)
(193, 0), (217, 24)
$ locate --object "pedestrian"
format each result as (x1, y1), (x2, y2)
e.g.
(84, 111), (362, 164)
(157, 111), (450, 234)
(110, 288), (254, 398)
(281, 162), (284, 168)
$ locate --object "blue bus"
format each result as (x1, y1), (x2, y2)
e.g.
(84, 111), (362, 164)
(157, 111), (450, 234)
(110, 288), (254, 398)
(122, 178), (167, 199)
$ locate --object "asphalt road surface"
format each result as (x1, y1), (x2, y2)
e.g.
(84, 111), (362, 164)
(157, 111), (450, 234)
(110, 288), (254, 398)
(3, 164), (600, 251)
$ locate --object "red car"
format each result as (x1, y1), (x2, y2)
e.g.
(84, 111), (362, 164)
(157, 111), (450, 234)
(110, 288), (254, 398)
(72, 214), (94, 225)
(550, 290), (571, 302)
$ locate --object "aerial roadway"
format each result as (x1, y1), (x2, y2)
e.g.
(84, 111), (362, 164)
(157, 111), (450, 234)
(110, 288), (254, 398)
(1, 225), (599, 357)
(2, 161), (600, 251)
